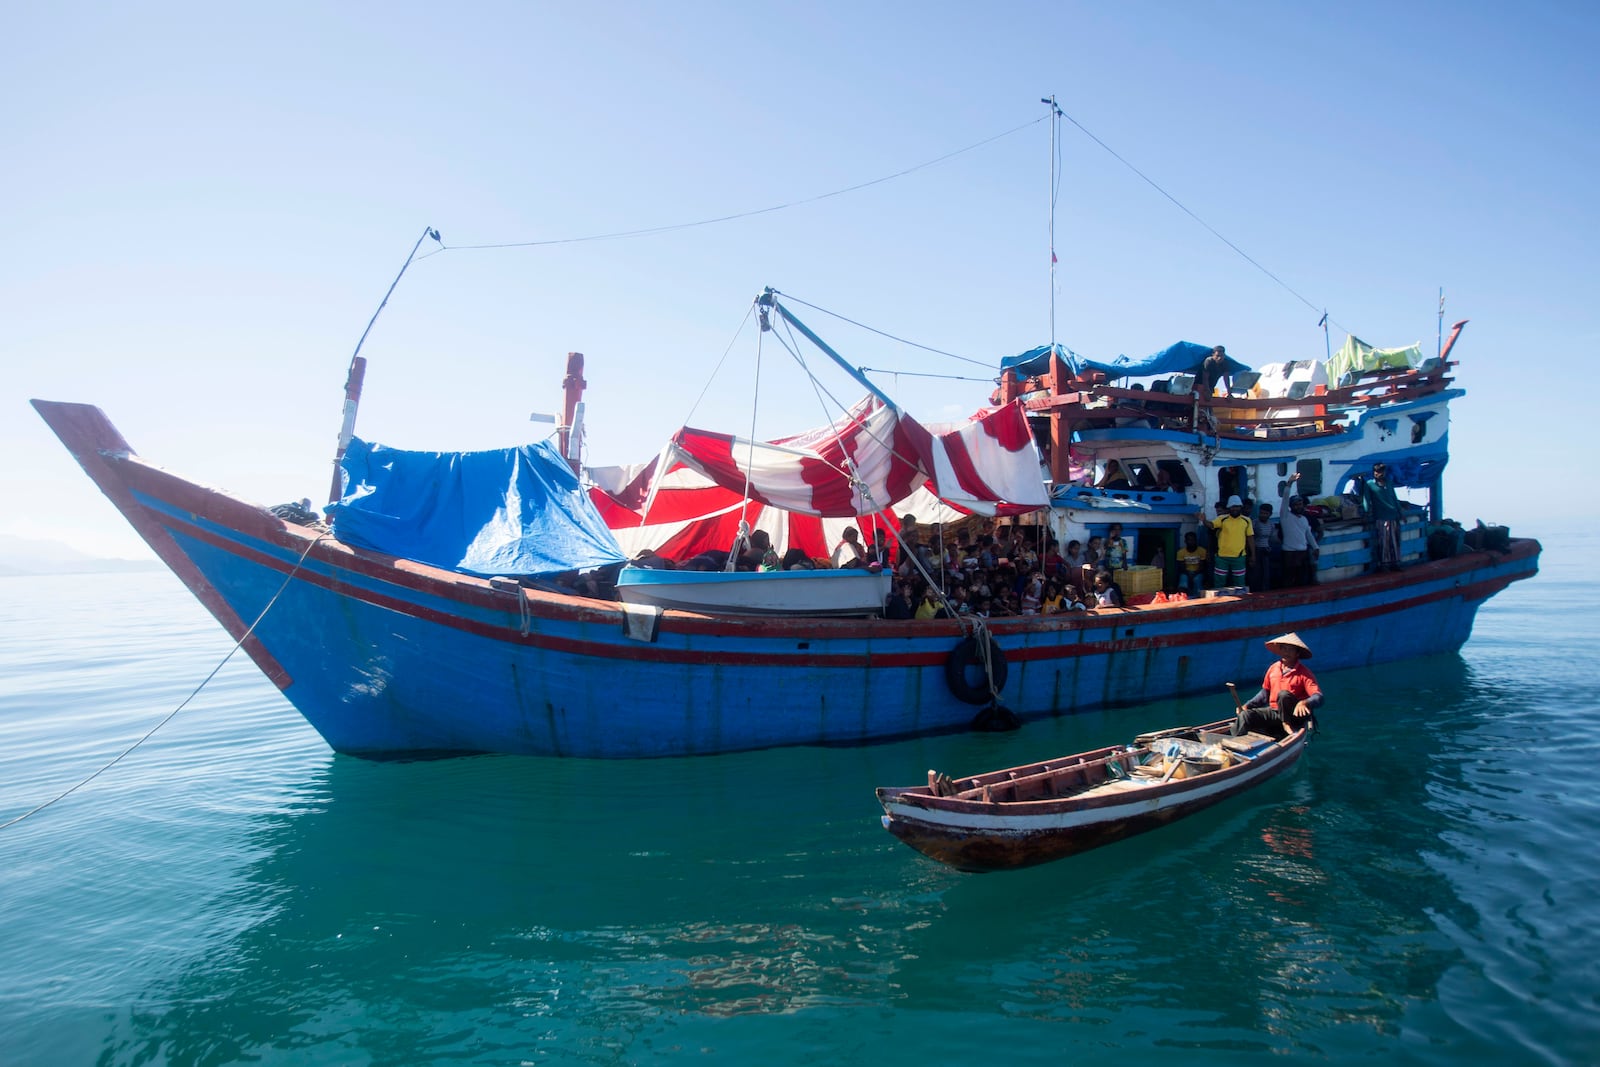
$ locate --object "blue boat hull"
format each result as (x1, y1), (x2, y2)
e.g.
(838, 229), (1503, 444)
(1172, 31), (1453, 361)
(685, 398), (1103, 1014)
(35, 401), (1540, 760)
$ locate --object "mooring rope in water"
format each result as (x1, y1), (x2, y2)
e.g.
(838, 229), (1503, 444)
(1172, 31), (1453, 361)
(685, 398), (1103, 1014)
(0, 533), (329, 832)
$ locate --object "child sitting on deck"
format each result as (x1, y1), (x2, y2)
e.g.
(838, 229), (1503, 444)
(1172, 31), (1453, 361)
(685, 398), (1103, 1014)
(1093, 570), (1125, 609)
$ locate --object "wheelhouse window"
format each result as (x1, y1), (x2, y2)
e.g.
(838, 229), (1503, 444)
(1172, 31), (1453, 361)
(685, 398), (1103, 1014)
(1216, 465), (1246, 505)
(1294, 459), (1323, 497)
(1095, 461), (1131, 489)
(1155, 459), (1191, 489)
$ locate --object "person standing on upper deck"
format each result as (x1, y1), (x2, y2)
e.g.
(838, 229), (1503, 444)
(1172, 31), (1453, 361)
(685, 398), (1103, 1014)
(1357, 462), (1404, 572)
(1207, 495), (1253, 589)
(1197, 345), (1234, 399)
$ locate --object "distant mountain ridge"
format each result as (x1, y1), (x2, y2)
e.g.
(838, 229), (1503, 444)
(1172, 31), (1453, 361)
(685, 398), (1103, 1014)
(0, 534), (162, 576)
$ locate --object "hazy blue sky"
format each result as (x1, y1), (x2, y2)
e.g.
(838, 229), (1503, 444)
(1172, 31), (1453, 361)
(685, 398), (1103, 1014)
(7, 2), (1595, 556)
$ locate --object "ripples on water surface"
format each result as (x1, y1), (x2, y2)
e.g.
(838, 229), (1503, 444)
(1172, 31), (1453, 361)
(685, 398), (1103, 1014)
(1, 533), (1595, 1066)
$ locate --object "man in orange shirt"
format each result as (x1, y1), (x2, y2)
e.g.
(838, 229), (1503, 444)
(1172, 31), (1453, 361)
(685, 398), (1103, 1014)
(1233, 632), (1321, 738)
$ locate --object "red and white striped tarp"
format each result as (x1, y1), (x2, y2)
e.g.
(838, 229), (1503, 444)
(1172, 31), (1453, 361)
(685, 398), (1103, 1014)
(588, 396), (1047, 560)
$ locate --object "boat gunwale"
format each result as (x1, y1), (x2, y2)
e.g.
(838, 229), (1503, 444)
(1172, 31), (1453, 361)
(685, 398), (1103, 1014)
(35, 398), (1541, 673)
(155, 472), (1539, 652)
(118, 440), (1536, 630)
(880, 724), (1306, 820)
(96, 438), (1536, 662)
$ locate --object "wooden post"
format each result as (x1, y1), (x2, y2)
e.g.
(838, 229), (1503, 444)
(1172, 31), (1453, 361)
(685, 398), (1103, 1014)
(1048, 348), (1072, 486)
(559, 352), (586, 474)
(327, 355), (367, 505)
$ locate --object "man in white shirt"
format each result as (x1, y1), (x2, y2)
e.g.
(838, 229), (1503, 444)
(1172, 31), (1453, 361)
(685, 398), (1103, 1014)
(1279, 475), (1320, 587)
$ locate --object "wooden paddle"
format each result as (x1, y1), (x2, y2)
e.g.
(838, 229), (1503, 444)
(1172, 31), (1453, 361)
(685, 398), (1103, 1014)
(1134, 725), (1199, 743)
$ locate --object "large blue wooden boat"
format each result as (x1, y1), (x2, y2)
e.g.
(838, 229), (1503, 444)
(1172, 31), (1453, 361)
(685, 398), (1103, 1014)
(31, 294), (1537, 759)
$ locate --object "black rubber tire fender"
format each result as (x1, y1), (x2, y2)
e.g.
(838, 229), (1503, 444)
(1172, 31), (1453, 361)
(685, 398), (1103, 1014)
(944, 633), (1009, 706)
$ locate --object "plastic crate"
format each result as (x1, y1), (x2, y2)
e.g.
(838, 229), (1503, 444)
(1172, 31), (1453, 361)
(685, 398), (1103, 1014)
(1120, 565), (1163, 595)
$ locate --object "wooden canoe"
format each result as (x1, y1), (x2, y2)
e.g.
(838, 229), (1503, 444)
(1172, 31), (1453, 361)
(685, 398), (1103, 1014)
(875, 717), (1307, 872)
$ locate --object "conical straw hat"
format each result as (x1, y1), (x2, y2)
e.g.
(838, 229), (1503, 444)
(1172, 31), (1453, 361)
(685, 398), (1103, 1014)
(1265, 632), (1312, 658)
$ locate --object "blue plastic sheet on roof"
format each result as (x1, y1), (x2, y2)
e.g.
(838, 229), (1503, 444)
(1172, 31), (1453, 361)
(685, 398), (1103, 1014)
(1000, 341), (1250, 381)
(1388, 455), (1448, 488)
(328, 437), (626, 577)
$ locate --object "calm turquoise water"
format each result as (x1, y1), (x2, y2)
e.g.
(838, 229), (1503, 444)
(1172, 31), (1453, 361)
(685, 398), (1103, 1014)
(1, 530), (1595, 1066)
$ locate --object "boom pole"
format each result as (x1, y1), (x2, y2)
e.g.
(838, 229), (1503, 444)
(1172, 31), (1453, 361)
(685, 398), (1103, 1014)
(759, 290), (896, 410)
(327, 226), (441, 504)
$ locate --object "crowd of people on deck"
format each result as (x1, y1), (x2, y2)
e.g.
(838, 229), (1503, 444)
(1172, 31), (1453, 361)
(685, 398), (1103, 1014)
(622, 518), (1147, 617)
(1193, 464), (1410, 593)
(877, 523), (1130, 619)
(269, 454), (1408, 614)
(609, 458), (1416, 614)
(1191, 471), (1332, 595)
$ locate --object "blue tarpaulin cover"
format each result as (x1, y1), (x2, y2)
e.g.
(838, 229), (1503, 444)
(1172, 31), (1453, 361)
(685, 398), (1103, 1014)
(329, 437), (627, 577)
(1000, 341), (1250, 381)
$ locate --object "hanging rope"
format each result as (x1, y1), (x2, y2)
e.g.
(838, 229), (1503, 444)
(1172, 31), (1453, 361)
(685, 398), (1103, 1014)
(0, 534), (329, 832)
(727, 306), (769, 570)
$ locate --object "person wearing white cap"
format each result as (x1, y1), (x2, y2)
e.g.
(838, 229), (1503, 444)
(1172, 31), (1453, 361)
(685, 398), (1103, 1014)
(1279, 474), (1320, 587)
(1204, 495), (1254, 589)
(1233, 632), (1322, 738)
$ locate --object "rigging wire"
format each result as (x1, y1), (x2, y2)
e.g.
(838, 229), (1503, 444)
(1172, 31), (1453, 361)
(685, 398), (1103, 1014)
(730, 306), (767, 569)
(767, 323), (899, 482)
(764, 311), (962, 556)
(0, 534), (329, 833)
(781, 316), (846, 430)
(638, 301), (759, 532)
(427, 115), (1048, 255)
(777, 313), (882, 527)
(404, 106), (1341, 348)
(1055, 105), (1347, 335)
(769, 291), (992, 370)
(681, 301), (758, 428)
(856, 367), (996, 383)
(350, 227), (441, 357)
(767, 321), (954, 602)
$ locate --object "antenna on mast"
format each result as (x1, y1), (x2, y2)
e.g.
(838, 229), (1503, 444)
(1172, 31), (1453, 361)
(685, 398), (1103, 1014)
(1042, 96), (1063, 356)
(1437, 287), (1445, 359)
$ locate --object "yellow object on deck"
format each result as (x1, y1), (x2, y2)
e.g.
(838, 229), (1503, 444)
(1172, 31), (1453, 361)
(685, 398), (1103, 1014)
(1120, 565), (1163, 595)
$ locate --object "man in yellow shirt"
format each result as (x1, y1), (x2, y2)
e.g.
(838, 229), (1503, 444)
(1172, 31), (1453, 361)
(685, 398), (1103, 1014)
(1176, 531), (1208, 597)
(1207, 495), (1254, 589)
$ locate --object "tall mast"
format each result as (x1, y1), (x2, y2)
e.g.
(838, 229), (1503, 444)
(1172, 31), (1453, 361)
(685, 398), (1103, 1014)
(1042, 95), (1063, 355)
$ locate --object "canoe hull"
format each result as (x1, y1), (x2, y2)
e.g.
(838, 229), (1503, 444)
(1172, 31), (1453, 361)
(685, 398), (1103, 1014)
(34, 400), (1540, 760)
(877, 725), (1307, 872)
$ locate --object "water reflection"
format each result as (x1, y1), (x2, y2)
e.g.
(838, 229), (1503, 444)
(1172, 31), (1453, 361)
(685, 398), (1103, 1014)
(90, 636), (1598, 1064)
